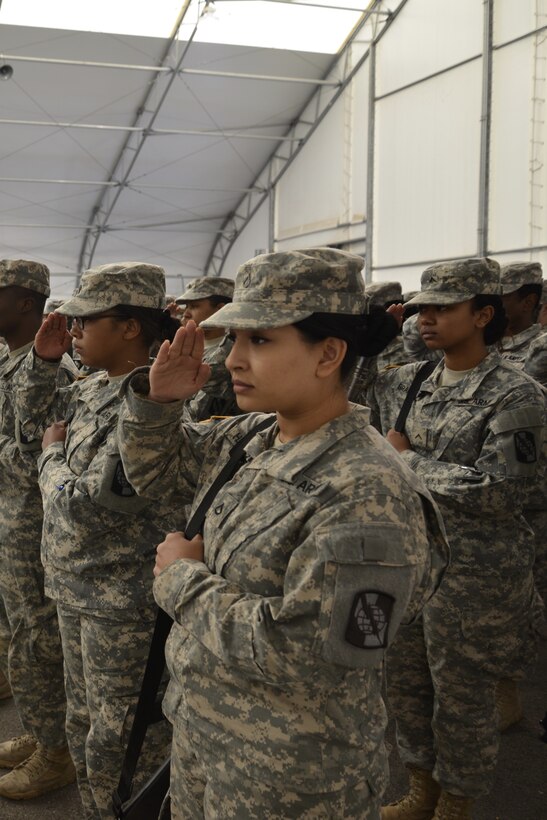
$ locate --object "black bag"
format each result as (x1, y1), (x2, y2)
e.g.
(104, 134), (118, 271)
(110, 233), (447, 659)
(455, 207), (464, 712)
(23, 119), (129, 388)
(112, 417), (275, 820)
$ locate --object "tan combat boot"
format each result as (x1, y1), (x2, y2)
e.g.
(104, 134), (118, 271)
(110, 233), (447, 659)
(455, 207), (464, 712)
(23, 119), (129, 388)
(0, 668), (11, 700)
(0, 734), (37, 768)
(0, 742), (75, 799)
(381, 766), (441, 819)
(496, 679), (523, 732)
(432, 791), (474, 819)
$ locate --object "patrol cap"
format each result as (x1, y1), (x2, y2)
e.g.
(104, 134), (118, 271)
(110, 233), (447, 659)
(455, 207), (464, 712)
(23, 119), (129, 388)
(0, 259), (50, 297)
(403, 290), (419, 303)
(405, 257), (501, 306)
(57, 262), (166, 316)
(200, 248), (366, 330)
(367, 281), (402, 307)
(176, 277), (234, 304)
(44, 298), (64, 314)
(500, 262), (543, 294)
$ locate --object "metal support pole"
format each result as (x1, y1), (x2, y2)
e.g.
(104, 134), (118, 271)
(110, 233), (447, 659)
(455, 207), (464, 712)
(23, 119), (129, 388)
(477, 0), (493, 256)
(365, 41), (376, 284)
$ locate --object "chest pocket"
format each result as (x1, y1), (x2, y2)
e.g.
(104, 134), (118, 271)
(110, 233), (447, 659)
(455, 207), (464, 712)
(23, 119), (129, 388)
(409, 402), (483, 463)
(204, 481), (298, 586)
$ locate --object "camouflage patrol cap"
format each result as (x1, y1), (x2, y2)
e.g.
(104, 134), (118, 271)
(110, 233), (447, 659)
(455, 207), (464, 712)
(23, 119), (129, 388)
(500, 261), (543, 294)
(0, 259), (50, 297)
(403, 290), (419, 303)
(405, 257), (501, 306)
(176, 276), (234, 304)
(44, 298), (64, 314)
(366, 281), (402, 306)
(200, 248), (366, 330)
(57, 262), (166, 316)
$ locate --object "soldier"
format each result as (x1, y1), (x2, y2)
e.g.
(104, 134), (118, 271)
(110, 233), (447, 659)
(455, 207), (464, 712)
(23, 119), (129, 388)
(525, 330), (547, 388)
(175, 276), (239, 420)
(500, 261), (543, 367)
(116, 248), (449, 819)
(14, 262), (185, 819)
(367, 259), (545, 819)
(0, 260), (77, 800)
(365, 281), (412, 370)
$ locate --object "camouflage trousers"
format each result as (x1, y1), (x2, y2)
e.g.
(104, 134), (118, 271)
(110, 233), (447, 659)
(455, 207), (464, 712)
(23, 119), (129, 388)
(170, 726), (381, 819)
(387, 570), (538, 798)
(529, 509), (547, 613)
(0, 538), (67, 748)
(57, 604), (172, 820)
(0, 596), (9, 677)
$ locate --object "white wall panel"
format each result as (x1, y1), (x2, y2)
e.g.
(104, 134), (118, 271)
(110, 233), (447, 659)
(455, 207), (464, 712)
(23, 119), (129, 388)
(371, 264), (425, 292)
(489, 39), (534, 253)
(493, 0), (547, 47)
(221, 197), (271, 279)
(275, 66), (367, 248)
(374, 61), (482, 268)
(376, 0), (482, 98)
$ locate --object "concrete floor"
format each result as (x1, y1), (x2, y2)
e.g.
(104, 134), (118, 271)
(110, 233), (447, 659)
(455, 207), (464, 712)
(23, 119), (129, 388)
(0, 640), (545, 819)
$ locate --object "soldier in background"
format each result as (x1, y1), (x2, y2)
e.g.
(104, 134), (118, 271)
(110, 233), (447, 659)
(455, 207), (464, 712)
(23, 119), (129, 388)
(43, 297), (65, 319)
(116, 248), (448, 819)
(0, 260), (77, 800)
(366, 281), (412, 370)
(176, 276), (239, 421)
(500, 261), (543, 367)
(374, 258), (545, 819)
(14, 262), (184, 819)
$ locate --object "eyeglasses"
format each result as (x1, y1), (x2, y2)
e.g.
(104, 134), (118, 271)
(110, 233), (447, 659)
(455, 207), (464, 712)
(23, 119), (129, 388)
(71, 313), (127, 330)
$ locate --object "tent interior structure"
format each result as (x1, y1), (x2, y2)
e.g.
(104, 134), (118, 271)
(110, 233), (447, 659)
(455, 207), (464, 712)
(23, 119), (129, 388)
(1, 0), (547, 297)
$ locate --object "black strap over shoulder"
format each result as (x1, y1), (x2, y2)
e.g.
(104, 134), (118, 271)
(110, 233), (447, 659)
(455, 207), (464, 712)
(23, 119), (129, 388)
(393, 361), (436, 434)
(113, 415), (275, 817)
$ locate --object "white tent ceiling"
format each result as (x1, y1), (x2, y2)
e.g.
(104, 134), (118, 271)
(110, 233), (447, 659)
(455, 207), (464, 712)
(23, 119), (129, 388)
(0, 2), (377, 297)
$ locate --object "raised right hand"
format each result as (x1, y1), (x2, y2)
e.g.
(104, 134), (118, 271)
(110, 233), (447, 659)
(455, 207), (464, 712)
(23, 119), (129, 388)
(148, 320), (211, 403)
(35, 313), (72, 362)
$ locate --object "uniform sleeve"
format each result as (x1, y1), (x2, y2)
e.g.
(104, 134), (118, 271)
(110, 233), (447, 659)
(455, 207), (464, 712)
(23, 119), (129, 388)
(153, 495), (433, 684)
(401, 395), (545, 512)
(0, 433), (41, 486)
(118, 370), (214, 506)
(524, 336), (547, 388)
(14, 349), (77, 446)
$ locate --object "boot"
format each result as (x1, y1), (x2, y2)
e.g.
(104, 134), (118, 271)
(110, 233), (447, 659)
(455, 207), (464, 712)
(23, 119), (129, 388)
(382, 765), (441, 819)
(0, 734), (37, 768)
(433, 791), (474, 819)
(0, 668), (11, 700)
(0, 743), (76, 799)
(496, 679), (523, 732)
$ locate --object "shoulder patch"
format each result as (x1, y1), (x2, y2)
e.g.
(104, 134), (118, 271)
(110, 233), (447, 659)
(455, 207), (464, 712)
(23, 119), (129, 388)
(514, 431), (537, 464)
(111, 460), (136, 497)
(345, 591), (394, 649)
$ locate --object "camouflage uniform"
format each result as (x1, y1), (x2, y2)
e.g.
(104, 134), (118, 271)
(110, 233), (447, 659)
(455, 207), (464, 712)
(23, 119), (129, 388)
(524, 330), (547, 388)
(0, 261), (77, 752)
(118, 248), (449, 819)
(176, 277), (238, 422)
(15, 263), (184, 819)
(370, 259), (546, 798)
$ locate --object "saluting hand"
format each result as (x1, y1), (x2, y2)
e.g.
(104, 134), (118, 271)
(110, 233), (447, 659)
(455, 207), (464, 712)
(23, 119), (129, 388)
(35, 313), (72, 362)
(148, 320), (211, 403)
(154, 532), (205, 576)
(386, 303), (405, 330)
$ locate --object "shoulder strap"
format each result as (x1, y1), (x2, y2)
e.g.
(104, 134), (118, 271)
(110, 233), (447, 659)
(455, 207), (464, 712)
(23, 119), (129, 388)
(113, 415), (275, 814)
(393, 361), (436, 434)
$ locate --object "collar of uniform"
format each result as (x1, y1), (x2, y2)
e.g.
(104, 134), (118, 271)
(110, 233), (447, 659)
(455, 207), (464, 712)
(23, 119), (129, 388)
(0, 341), (34, 379)
(418, 351), (502, 401)
(502, 323), (542, 350)
(76, 369), (121, 415)
(242, 405), (372, 483)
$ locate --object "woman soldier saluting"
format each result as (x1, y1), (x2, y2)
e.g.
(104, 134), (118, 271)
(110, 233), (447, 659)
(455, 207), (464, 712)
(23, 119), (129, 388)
(116, 247), (448, 819)
(13, 263), (183, 819)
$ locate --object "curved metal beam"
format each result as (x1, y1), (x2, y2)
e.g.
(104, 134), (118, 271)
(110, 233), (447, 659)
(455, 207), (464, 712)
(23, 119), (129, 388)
(77, 1), (195, 277)
(205, 0), (402, 277)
